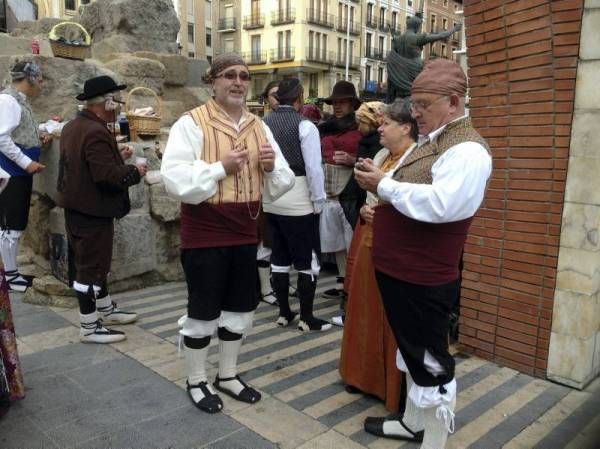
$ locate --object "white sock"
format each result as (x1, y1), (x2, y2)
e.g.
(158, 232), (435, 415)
(0, 230), (20, 273)
(218, 338), (244, 395)
(185, 345), (217, 402)
(258, 265), (272, 296)
(404, 371), (424, 431)
(420, 395), (456, 449)
(96, 294), (111, 310)
(335, 250), (347, 278)
(80, 311), (98, 327)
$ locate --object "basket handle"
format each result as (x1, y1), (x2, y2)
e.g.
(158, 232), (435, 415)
(125, 87), (162, 116)
(49, 22), (91, 45)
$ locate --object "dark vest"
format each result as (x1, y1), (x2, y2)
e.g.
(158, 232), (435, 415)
(372, 117), (490, 285)
(263, 107), (306, 176)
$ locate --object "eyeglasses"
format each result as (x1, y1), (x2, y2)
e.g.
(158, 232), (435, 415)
(216, 70), (251, 82)
(409, 95), (448, 113)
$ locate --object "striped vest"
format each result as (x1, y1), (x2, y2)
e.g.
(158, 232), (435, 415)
(188, 98), (266, 204)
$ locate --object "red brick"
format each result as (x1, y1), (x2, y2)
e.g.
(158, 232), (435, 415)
(460, 335), (495, 354)
(468, 39), (506, 57)
(553, 33), (580, 46)
(509, 53), (553, 70)
(497, 316), (538, 337)
(551, 0), (584, 12)
(505, 0), (548, 14)
(553, 21), (583, 35)
(510, 103), (554, 115)
(501, 267), (544, 286)
(507, 16), (552, 36)
(510, 91), (554, 105)
(508, 180), (552, 191)
(509, 66), (554, 82)
(507, 158), (554, 169)
(478, 330), (496, 343)
(498, 306), (541, 326)
(504, 240), (548, 256)
(496, 336), (537, 356)
(508, 169), (554, 181)
(485, 29), (507, 45)
(502, 249), (547, 266)
(505, 4), (550, 26)
(495, 348), (536, 370)
(501, 277), (543, 296)
(507, 28), (551, 48)
(505, 220), (548, 234)
(554, 45), (580, 57)
(555, 68), (577, 80)
(508, 114), (553, 126)
(462, 297), (498, 315)
(553, 9), (583, 23)
(555, 90), (575, 101)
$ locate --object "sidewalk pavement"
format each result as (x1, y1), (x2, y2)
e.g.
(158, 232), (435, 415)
(1, 276), (599, 449)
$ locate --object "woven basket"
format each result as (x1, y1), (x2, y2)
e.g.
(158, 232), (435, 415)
(49, 22), (91, 61)
(126, 87), (162, 138)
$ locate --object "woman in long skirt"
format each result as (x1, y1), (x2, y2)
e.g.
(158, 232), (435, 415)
(0, 268), (25, 417)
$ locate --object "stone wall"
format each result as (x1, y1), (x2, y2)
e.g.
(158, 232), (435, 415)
(461, 0), (585, 378)
(547, 0), (600, 389)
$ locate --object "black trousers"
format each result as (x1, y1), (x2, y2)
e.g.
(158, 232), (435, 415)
(0, 176), (32, 230)
(375, 270), (460, 388)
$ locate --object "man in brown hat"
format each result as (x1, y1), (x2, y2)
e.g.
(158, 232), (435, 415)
(355, 59), (492, 448)
(318, 81), (362, 303)
(161, 53), (294, 413)
(57, 75), (146, 344)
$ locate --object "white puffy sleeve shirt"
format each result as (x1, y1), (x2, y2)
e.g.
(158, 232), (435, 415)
(376, 121), (492, 224)
(161, 113), (294, 205)
(0, 93), (32, 170)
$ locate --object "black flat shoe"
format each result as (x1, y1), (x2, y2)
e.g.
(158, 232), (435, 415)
(214, 375), (261, 404)
(186, 381), (223, 414)
(364, 416), (424, 442)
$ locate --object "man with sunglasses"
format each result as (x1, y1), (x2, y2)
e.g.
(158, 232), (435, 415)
(161, 54), (294, 414)
(355, 59), (492, 449)
(57, 75), (146, 344)
(0, 61), (47, 292)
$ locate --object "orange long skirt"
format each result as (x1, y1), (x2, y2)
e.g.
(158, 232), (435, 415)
(339, 221), (403, 412)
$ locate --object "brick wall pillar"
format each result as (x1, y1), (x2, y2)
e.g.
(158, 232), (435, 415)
(460, 0), (584, 378)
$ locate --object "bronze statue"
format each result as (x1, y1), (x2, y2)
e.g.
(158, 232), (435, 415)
(386, 12), (462, 102)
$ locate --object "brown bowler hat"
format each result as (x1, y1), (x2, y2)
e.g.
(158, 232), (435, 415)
(323, 81), (361, 109)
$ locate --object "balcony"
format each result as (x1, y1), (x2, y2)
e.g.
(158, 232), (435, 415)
(365, 47), (387, 60)
(366, 17), (377, 29)
(334, 54), (360, 70)
(336, 20), (360, 36)
(271, 8), (296, 25)
(243, 14), (265, 29)
(218, 17), (237, 32)
(270, 47), (295, 63)
(306, 47), (334, 64)
(306, 9), (334, 28)
(390, 23), (400, 34)
(378, 20), (390, 32)
(243, 51), (267, 65)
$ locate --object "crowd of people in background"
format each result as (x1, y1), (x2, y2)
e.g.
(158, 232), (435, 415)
(0, 53), (492, 449)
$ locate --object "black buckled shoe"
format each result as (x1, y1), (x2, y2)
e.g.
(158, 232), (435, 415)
(186, 381), (223, 414)
(214, 375), (261, 404)
(364, 416), (424, 442)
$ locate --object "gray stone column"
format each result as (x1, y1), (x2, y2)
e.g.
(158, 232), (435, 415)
(547, 0), (600, 389)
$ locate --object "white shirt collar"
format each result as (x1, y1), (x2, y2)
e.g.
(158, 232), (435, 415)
(418, 114), (468, 147)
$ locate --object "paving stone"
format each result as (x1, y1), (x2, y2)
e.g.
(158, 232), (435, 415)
(0, 412), (59, 449)
(205, 428), (279, 449)
(13, 307), (71, 337)
(133, 404), (243, 448)
(73, 426), (155, 449)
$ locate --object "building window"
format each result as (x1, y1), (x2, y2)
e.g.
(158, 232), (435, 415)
(392, 12), (397, 31)
(441, 44), (446, 57)
(251, 0), (260, 17)
(187, 0), (194, 16)
(379, 7), (385, 26)
(366, 32), (372, 52)
(207, 55), (212, 64)
(205, 0), (211, 19)
(188, 23), (195, 44)
(378, 67), (383, 83)
(189, 51), (195, 58)
(430, 14), (436, 32)
(444, 0), (448, 6)
(206, 28), (212, 47)
(408, 0), (413, 6)
(251, 35), (261, 57)
(378, 36), (384, 54)
(366, 65), (371, 82)
(367, 3), (373, 22)
(443, 18), (448, 30)
(65, 0), (76, 10)
(323, 34), (327, 58)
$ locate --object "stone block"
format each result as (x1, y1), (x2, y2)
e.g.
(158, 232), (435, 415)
(547, 331), (598, 389)
(111, 212), (156, 281)
(134, 52), (188, 86)
(551, 289), (600, 339)
(49, 206), (66, 234)
(556, 247), (600, 296)
(33, 139), (61, 204)
(559, 202), (600, 251)
(580, 9), (600, 60)
(128, 180), (150, 212)
(105, 56), (166, 95)
(22, 192), (54, 260)
(78, 0), (179, 57)
(187, 58), (210, 87)
(570, 111), (600, 159)
(0, 34), (31, 56)
(152, 220), (183, 281)
(564, 156), (600, 206)
(149, 182), (180, 222)
(575, 60), (600, 110)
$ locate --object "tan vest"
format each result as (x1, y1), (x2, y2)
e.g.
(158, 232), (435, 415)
(189, 98), (266, 204)
(390, 117), (490, 185)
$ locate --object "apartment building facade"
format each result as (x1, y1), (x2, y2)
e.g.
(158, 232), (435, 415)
(422, 0), (462, 60)
(238, 0), (363, 104)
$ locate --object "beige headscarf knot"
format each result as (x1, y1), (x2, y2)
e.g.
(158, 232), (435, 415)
(356, 101), (385, 128)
